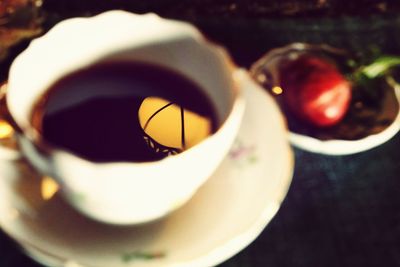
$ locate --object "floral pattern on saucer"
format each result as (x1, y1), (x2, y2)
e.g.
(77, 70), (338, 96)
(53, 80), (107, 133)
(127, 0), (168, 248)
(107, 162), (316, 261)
(229, 139), (258, 167)
(121, 251), (166, 263)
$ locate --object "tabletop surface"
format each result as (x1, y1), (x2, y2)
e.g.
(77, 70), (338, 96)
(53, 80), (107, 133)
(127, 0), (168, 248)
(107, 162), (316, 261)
(1, 132), (400, 267)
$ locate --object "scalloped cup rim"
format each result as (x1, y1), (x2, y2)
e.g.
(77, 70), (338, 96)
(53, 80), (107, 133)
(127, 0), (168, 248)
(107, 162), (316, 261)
(8, 10), (243, 167)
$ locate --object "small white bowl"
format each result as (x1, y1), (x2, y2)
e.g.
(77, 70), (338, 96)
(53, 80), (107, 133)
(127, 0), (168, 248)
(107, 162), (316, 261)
(250, 43), (400, 155)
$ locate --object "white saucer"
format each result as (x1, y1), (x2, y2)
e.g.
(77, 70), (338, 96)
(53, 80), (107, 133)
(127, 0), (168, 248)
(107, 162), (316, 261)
(0, 73), (293, 267)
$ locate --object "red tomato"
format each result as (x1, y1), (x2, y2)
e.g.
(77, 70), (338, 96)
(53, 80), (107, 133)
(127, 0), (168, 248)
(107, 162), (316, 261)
(280, 56), (352, 127)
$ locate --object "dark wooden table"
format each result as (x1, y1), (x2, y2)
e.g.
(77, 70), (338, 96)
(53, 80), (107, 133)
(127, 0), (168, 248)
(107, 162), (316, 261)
(1, 132), (400, 267)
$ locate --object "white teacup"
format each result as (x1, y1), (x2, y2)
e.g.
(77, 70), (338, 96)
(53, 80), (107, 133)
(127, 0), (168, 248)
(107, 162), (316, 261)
(3, 11), (245, 225)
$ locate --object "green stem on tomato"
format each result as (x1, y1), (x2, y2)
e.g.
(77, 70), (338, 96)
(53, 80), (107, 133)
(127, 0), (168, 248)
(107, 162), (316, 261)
(357, 56), (400, 79)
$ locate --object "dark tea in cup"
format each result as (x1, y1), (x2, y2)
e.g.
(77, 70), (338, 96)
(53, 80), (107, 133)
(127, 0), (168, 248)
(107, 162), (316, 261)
(31, 61), (219, 163)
